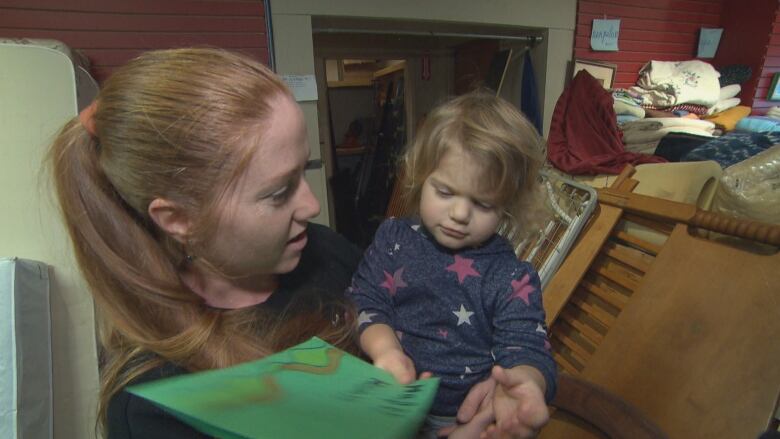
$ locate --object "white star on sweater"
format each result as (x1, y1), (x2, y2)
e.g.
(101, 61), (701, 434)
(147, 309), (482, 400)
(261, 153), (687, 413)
(536, 323), (547, 334)
(357, 311), (377, 326)
(459, 366), (475, 379)
(452, 304), (474, 326)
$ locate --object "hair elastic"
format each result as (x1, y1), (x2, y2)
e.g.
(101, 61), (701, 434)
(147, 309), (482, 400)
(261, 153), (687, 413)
(78, 100), (98, 137)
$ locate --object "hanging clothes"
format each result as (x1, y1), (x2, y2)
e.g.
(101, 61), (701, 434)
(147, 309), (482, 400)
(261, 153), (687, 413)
(547, 70), (665, 175)
(520, 50), (542, 134)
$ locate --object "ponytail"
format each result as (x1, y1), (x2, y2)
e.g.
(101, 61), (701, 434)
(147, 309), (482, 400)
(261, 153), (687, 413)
(46, 49), (357, 433)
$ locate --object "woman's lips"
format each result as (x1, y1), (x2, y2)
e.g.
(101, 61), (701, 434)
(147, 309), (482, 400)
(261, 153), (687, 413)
(286, 230), (308, 250)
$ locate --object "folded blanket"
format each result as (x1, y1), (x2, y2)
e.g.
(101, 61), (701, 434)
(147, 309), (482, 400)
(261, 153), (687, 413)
(632, 60), (721, 107)
(767, 106), (780, 120)
(612, 88), (644, 106)
(707, 97), (740, 115)
(703, 105), (751, 131)
(548, 70), (665, 175)
(617, 114), (641, 124)
(623, 126), (715, 144)
(719, 84), (741, 100)
(614, 100), (645, 117)
(641, 103), (709, 115)
(623, 140), (661, 154)
(620, 118), (715, 144)
(735, 116), (780, 133)
(621, 117), (716, 131)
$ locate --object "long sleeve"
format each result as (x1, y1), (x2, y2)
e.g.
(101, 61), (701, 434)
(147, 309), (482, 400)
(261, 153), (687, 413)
(489, 261), (557, 402)
(107, 365), (212, 439)
(349, 219), (400, 331)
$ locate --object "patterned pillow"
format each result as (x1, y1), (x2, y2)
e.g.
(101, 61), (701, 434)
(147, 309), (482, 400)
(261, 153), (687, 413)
(717, 64), (752, 87)
(682, 132), (780, 168)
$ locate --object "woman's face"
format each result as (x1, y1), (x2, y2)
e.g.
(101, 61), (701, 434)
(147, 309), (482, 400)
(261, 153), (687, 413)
(203, 95), (321, 279)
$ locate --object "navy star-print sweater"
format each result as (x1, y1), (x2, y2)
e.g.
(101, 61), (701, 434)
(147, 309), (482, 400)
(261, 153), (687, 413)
(349, 217), (557, 416)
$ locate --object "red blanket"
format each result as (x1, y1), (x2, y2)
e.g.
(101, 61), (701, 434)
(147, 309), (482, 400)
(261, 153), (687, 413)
(548, 70), (665, 175)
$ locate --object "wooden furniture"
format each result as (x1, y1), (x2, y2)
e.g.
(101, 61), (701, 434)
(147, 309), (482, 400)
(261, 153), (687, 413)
(548, 373), (668, 439)
(539, 167), (780, 439)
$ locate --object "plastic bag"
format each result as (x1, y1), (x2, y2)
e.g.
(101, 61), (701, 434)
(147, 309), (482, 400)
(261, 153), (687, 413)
(712, 145), (780, 224)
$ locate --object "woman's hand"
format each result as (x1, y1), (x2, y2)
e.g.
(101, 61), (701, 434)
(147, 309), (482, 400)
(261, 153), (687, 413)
(437, 377), (496, 437)
(440, 366), (549, 438)
(485, 365), (549, 439)
(373, 348), (417, 384)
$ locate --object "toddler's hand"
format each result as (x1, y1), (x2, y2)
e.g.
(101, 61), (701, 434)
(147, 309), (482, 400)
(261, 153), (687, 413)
(486, 365), (549, 439)
(374, 348), (416, 384)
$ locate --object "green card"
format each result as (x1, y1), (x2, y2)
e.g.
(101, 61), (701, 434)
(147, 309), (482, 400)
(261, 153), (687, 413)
(127, 337), (439, 438)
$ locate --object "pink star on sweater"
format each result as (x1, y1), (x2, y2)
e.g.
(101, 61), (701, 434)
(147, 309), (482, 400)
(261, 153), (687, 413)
(446, 255), (480, 284)
(509, 273), (535, 305)
(380, 267), (407, 295)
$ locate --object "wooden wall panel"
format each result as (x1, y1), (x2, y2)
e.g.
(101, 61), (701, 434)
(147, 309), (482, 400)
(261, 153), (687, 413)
(575, 0), (724, 89)
(0, 0), (269, 83)
(751, 5), (780, 114)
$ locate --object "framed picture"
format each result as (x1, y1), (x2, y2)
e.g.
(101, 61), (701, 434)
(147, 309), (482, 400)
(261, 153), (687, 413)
(767, 73), (780, 101)
(572, 59), (618, 89)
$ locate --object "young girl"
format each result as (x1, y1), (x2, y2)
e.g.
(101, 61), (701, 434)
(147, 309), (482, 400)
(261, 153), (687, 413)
(349, 92), (556, 438)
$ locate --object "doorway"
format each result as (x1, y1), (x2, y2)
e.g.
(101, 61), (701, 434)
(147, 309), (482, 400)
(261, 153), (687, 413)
(312, 17), (543, 248)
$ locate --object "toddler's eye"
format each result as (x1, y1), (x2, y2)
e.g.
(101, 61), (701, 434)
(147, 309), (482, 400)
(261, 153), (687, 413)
(475, 201), (495, 210)
(435, 187), (452, 197)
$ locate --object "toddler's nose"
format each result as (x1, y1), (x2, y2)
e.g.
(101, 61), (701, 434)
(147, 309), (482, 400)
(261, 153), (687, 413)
(449, 199), (471, 224)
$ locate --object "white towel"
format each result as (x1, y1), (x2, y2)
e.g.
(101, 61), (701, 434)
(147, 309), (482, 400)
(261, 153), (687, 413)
(719, 84), (741, 100)
(707, 97), (740, 115)
(622, 126), (715, 144)
(623, 140), (661, 154)
(621, 118), (716, 131)
(767, 106), (780, 120)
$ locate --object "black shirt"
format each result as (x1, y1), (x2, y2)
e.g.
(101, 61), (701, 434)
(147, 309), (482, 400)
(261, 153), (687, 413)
(106, 224), (361, 438)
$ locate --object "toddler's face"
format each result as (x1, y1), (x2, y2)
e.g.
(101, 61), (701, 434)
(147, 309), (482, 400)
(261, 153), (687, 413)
(419, 147), (501, 250)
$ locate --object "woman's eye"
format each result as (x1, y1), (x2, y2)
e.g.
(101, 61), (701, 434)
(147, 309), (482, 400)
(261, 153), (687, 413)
(476, 201), (495, 210)
(269, 186), (291, 202)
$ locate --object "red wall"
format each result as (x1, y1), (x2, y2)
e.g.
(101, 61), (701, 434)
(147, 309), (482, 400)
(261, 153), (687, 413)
(0, 0), (269, 83)
(575, 0), (724, 89)
(751, 4), (780, 114)
(713, 0), (777, 109)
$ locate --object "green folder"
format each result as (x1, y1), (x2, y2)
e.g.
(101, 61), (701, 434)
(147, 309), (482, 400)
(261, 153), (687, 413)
(127, 337), (439, 438)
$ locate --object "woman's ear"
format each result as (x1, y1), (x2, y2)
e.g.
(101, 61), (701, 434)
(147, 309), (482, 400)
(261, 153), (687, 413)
(148, 198), (192, 244)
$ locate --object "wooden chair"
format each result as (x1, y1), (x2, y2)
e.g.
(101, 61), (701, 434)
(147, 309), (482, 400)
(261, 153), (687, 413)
(545, 373), (668, 439)
(540, 166), (780, 439)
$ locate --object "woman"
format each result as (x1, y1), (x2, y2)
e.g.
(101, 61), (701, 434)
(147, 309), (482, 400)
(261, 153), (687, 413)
(48, 48), (531, 438)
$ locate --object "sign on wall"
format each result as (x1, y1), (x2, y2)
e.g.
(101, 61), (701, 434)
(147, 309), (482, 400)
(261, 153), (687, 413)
(281, 74), (318, 102)
(697, 28), (723, 58)
(591, 19), (620, 51)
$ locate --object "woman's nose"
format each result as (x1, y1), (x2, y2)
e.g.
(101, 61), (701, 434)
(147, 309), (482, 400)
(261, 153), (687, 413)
(295, 176), (321, 221)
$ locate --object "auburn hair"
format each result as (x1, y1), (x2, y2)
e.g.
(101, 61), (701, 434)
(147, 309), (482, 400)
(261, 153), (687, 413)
(46, 48), (355, 433)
